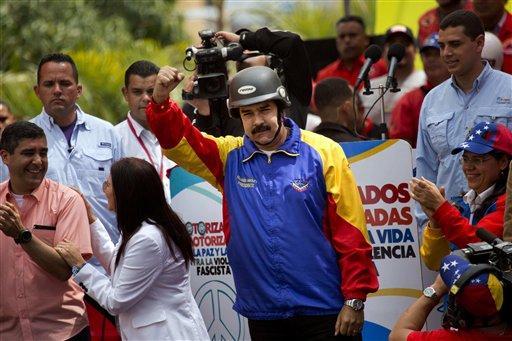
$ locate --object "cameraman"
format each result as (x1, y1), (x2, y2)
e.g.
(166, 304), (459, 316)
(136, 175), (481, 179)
(390, 253), (512, 340)
(186, 27), (312, 136)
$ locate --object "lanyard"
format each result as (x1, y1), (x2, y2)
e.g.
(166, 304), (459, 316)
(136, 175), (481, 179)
(127, 116), (164, 179)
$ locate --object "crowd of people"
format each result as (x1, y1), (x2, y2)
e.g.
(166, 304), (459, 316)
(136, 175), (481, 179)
(1, 1), (512, 340)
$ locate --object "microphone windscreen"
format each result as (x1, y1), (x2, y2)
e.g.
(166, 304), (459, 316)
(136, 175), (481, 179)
(387, 44), (405, 62)
(476, 228), (499, 244)
(364, 44), (382, 62)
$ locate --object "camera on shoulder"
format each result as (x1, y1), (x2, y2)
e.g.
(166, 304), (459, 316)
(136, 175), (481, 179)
(182, 29), (244, 100)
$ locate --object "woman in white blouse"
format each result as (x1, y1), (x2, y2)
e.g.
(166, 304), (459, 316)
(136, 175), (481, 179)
(56, 158), (209, 340)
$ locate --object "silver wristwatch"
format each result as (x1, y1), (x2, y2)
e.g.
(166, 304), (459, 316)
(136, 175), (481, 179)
(423, 286), (438, 300)
(344, 299), (364, 311)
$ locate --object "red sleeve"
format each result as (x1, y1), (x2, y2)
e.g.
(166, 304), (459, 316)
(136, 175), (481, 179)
(324, 194), (379, 300)
(432, 195), (506, 248)
(146, 98), (225, 187)
(389, 89), (421, 147)
(146, 98), (189, 149)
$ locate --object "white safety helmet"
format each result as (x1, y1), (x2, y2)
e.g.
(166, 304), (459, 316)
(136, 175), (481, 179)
(483, 32), (504, 70)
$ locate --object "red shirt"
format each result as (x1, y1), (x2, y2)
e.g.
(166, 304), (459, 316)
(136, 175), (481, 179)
(497, 11), (512, 75)
(389, 84), (432, 148)
(315, 55), (386, 85)
(408, 328), (512, 341)
(418, 1), (473, 43)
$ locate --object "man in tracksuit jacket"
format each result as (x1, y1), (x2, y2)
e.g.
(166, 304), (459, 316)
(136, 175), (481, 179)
(147, 65), (379, 340)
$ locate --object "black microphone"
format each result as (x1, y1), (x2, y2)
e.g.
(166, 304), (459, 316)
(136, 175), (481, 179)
(476, 228), (503, 245)
(354, 44), (382, 89)
(385, 44), (405, 89)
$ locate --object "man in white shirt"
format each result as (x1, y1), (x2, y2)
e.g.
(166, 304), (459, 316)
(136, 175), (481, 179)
(114, 60), (174, 203)
(361, 25), (426, 129)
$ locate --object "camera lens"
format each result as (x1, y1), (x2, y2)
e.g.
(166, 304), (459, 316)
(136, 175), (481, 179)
(206, 78), (222, 94)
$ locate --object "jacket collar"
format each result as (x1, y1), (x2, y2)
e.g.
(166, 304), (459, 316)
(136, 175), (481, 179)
(40, 104), (90, 131)
(242, 118), (300, 162)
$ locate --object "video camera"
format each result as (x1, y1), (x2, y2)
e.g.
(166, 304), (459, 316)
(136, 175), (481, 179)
(455, 228), (512, 276)
(443, 228), (512, 329)
(182, 29), (244, 100)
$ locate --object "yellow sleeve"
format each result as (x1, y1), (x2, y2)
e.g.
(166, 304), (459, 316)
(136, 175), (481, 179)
(420, 222), (451, 271)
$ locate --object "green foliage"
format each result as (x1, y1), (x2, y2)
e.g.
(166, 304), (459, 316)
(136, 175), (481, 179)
(90, 0), (185, 45)
(0, 0), (187, 123)
(0, 0), (184, 72)
(249, 0), (376, 40)
(1, 0), (127, 72)
(351, 0), (376, 34)
(0, 40), (188, 123)
(0, 71), (41, 120)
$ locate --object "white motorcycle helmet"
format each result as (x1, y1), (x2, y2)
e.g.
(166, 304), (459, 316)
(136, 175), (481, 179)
(482, 32), (503, 70)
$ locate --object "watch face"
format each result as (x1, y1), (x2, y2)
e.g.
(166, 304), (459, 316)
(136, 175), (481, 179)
(19, 230), (32, 243)
(423, 287), (435, 298)
(347, 299), (363, 310)
(22, 231), (31, 241)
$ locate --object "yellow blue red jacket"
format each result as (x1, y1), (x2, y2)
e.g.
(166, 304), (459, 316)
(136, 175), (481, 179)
(420, 194), (506, 271)
(147, 99), (378, 319)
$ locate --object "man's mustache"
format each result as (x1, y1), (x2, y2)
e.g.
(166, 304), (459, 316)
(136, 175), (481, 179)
(252, 124), (270, 134)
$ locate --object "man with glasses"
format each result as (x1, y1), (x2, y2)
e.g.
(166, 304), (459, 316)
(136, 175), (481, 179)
(412, 121), (512, 271)
(415, 10), (512, 231)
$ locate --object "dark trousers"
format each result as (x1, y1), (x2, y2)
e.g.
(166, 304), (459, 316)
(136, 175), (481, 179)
(248, 315), (363, 341)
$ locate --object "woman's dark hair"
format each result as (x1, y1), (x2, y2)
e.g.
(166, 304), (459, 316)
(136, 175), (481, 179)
(474, 151), (511, 222)
(111, 158), (194, 267)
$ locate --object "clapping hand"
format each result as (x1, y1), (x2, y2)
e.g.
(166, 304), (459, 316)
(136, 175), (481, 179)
(409, 177), (446, 218)
(0, 202), (24, 238)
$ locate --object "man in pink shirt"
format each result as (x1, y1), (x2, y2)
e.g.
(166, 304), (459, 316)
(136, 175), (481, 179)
(0, 121), (92, 340)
